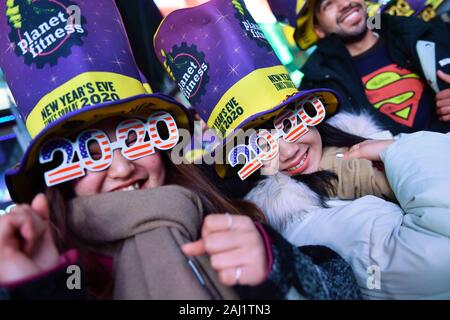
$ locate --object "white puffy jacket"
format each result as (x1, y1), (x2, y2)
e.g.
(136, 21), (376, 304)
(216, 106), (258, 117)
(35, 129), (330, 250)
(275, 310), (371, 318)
(246, 131), (450, 299)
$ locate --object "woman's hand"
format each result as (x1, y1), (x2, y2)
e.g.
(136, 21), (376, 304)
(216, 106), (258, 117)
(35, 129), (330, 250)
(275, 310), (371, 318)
(0, 194), (60, 284)
(344, 139), (395, 161)
(182, 214), (268, 287)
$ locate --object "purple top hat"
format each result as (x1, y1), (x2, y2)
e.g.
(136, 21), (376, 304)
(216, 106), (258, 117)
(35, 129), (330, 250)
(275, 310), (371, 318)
(154, 0), (339, 146)
(0, 0), (192, 203)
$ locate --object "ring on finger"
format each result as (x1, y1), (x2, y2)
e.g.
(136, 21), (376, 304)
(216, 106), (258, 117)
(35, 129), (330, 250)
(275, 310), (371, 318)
(235, 267), (242, 284)
(226, 212), (233, 230)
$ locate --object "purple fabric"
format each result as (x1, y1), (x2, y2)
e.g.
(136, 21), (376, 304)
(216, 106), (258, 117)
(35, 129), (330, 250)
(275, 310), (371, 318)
(0, 0), (141, 122)
(267, 0), (299, 26)
(154, 0), (282, 123)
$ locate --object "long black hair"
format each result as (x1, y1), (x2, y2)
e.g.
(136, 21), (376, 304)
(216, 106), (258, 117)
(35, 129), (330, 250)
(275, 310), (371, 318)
(290, 122), (368, 205)
(318, 122), (367, 148)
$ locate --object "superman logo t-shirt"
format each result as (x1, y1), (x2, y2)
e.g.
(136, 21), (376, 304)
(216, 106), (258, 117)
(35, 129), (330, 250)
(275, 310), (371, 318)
(354, 38), (435, 132)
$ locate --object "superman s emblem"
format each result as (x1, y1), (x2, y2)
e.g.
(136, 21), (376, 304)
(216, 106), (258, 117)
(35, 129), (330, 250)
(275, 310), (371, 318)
(362, 64), (424, 127)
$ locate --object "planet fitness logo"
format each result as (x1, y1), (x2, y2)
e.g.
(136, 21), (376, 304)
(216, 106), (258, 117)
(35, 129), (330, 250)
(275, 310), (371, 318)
(161, 43), (210, 105)
(231, 0), (271, 49)
(6, 0), (87, 68)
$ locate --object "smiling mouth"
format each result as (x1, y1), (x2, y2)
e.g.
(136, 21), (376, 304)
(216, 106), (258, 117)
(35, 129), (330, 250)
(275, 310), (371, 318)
(338, 6), (361, 23)
(113, 180), (145, 192)
(285, 148), (309, 174)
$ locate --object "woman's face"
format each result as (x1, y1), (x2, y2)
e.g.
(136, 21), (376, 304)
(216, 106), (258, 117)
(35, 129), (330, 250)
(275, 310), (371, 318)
(263, 127), (323, 176)
(72, 118), (166, 197)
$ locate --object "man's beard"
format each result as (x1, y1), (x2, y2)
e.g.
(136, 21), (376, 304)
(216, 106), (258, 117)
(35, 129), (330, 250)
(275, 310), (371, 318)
(334, 2), (369, 44)
(337, 24), (369, 44)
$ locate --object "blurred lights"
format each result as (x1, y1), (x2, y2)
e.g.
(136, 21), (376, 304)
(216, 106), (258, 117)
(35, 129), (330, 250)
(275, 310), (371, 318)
(0, 115), (15, 124)
(154, 0), (209, 16)
(0, 133), (16, 142)
(260, 23), (293, 65)
(243, 0), (277, 24)
(290, 70), (304, 87)
(0, 87), (13, 111)
(155, 0), (276, 20)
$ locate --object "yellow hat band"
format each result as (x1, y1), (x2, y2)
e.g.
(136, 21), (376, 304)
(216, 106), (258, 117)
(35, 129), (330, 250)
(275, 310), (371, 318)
(26, 72), (149, 138)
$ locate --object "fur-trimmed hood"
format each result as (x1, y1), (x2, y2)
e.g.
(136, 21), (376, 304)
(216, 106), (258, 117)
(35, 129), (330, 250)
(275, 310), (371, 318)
(245, 112), (386, 233)
(245, 173), (322, 232)
(326, 111), (384, 138)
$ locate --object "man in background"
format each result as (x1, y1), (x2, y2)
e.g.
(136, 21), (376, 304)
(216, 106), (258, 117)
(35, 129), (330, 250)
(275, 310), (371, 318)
(293, 0), (450, 134)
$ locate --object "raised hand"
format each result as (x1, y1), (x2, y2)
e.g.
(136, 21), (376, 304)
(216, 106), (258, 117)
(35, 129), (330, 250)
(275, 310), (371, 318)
(0, 194), (60, 284)
(182, 214), (268, 286)
(344, 139), (395, 161)
(436, 70), (450, 122)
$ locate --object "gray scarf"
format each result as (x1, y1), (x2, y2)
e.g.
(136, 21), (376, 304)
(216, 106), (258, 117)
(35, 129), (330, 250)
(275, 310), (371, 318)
(67, 185), (238, 300)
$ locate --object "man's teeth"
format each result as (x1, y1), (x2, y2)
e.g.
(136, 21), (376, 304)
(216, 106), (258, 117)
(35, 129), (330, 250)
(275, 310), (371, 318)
(120, 182), (140, 192)
(342, 8), (359, 22)
(345, 11), (358, 21)
(287, 152), (308, 172)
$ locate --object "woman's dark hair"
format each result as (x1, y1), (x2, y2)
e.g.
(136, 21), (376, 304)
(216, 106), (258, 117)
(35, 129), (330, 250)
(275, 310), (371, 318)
(290, 122), (368, 205)
(163, 153), (266, 222)
(45, 151), (266, 299)
(291, 170), (338, 207)
(46, 186), (114, 300)
(317, 122), (367, 147)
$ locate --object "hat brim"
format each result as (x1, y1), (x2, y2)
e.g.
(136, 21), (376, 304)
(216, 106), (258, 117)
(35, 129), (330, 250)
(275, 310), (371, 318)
(6, 93), (193, 203)
(213, 87), (340, 177)
(294, 0), (318, 50)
